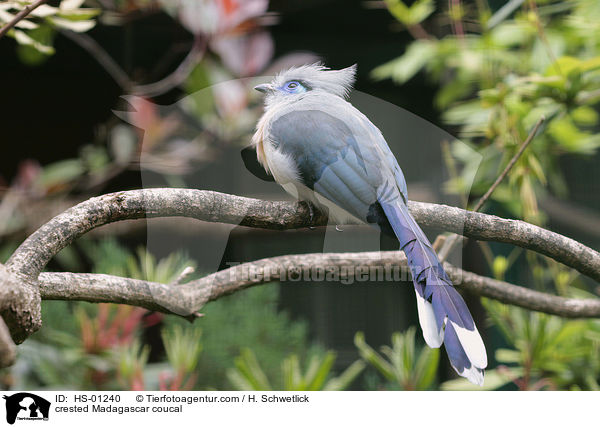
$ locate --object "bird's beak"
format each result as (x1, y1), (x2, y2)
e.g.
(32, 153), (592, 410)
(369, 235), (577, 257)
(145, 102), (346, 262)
(254, 84), (273, 93)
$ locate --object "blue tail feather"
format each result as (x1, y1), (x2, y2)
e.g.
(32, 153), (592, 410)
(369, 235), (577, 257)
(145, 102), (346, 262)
(380, 200), (487, 385)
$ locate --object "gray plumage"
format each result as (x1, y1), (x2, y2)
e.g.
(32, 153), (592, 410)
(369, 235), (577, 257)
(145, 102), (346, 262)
(253, 63), (487, 385)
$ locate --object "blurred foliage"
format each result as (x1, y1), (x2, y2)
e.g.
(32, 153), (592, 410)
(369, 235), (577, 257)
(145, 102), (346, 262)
(7, 238), (194, 390)
(372, 0), (600, 391)
(0, 0), (100, 64)
(0, 0), (294, 241)
(226, 347), (364, 391)
(374, 0), (600, 223)
(443, 294), (600, 390)
(0, 1), (328, 392)
(81, 237), (196, 282)
(2, 238), (319, 390)
(1, 0), (599, 392)
(166, 283), (311, 390)
(354, 328), (439, 390)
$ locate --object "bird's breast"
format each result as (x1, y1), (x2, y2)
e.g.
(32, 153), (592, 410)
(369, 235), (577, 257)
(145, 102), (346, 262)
(252, 112), (270, 172)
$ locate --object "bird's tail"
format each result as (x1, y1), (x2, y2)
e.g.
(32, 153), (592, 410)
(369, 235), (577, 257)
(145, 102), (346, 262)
(380, 201), (487, 385)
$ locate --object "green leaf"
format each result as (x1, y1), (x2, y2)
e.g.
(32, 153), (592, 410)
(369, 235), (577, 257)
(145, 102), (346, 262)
(384, 0), (411, 24)
(12, 29), (54, 54)
(60, 0), (86, 10)
(306, 352), (336, 391)
(57, 8), (101, 21)
(495, 348), (521, 364)
(39, 158), (84, 188)
(414, 347), (440, 390)
(549, 116), (600, 154)
(581, 56), (600, 72)
(282, 354), (302, 390)
(527, 153), (547, 185)
(492, 255), (509, 280)
(30, 4), (59, 17)
(490, 21), (533, 47)
(226, 369), (256, 391)
(48, 16), (96, 32)
(323, 360), (365, 391)
(406, 0), (435, 25)
(0, 10), (38, 29)
(443, 100), (490, 129)
(481, 299), (516, 345)
(354, 332), (395, 381)
(571, 106), (598, 125)
(232, 348), (272, 391)
(16, 23), (55, 65)
(545, 56), (581, 78)
(161, 324), (203, 373)
(436, 78), (474, 109)
(372, 40), (435, 84)
(441, 367), (523, 390)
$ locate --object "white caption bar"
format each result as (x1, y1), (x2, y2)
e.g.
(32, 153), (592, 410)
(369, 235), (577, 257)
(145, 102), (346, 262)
(1, 391), (595, 426)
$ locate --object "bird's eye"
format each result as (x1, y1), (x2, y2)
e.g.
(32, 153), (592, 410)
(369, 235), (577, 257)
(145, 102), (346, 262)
(281, 80), (306, 94)
(286, 81), (299, 90)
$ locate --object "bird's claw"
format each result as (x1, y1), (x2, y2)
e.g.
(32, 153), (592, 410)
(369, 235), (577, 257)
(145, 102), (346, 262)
(304, 201), (317, 229)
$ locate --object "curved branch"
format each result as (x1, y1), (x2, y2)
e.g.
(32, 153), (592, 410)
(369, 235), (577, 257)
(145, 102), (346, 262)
(130, 36), (207, 97)
(61, 30), (206, 97)
(0, 263), (41, 344)
(0, 318), (16, 367)
(38, 250), (600, 318)
(7, 189), (600, 284)
(59, 29), (133, 90)
(1, 187), (598, 368)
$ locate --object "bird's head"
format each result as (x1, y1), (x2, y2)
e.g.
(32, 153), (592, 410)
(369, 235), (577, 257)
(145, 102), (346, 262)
(254, 63), (357, 108)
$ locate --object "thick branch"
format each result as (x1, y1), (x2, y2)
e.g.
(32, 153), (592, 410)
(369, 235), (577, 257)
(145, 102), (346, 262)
(0, 318), (16, 367)
(2, 187), (598, 368)
(7, 189), (600, 285)
(0, 264), (41, 344)
(38, 251), (600, 318)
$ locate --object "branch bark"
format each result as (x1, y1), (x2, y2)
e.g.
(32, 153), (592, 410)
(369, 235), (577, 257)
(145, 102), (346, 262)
(1, 187), (599, 368)
(38, 250), (600, 318)
(7, 189), (600, 283)
(0, 0), (49, 39)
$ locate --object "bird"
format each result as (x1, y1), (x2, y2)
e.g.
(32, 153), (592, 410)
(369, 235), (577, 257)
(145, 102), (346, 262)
(251, 63), (487, 385)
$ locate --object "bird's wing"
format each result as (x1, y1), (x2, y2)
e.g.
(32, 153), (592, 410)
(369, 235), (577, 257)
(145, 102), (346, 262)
(268, 102), (487, 385)
(269, 107), (400, 222)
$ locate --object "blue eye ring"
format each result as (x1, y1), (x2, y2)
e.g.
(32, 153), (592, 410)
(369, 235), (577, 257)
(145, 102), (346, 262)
(284, 81), (301, 91)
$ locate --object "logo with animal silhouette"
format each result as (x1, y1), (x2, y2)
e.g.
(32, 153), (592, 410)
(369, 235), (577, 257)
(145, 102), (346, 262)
(3, 393), (50, 424)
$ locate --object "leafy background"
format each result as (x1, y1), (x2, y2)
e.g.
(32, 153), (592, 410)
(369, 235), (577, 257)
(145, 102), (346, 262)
(1, 0), (599, 390)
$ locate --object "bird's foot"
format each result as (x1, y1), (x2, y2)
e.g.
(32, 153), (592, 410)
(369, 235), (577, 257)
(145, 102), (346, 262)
(303, 201), (317, 229)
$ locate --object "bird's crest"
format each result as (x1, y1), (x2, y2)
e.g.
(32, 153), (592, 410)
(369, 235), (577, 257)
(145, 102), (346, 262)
(273, 63), (357, 99)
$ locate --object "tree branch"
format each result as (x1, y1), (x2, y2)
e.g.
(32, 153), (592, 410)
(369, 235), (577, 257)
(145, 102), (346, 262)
(439, 115), (546, 261)
(471, 116), (545, 213)
(0, 317), (16, 367)
(7, 189), (600, 283)
(59, 29), (134, 91)
(1, 187), (599, 368)
(0, 0), (49, 39)
(60, 30), (207, 97)
(0, 264), (41, 344)
(38, 250), (600, 318)
(130, 36), (207, 97)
